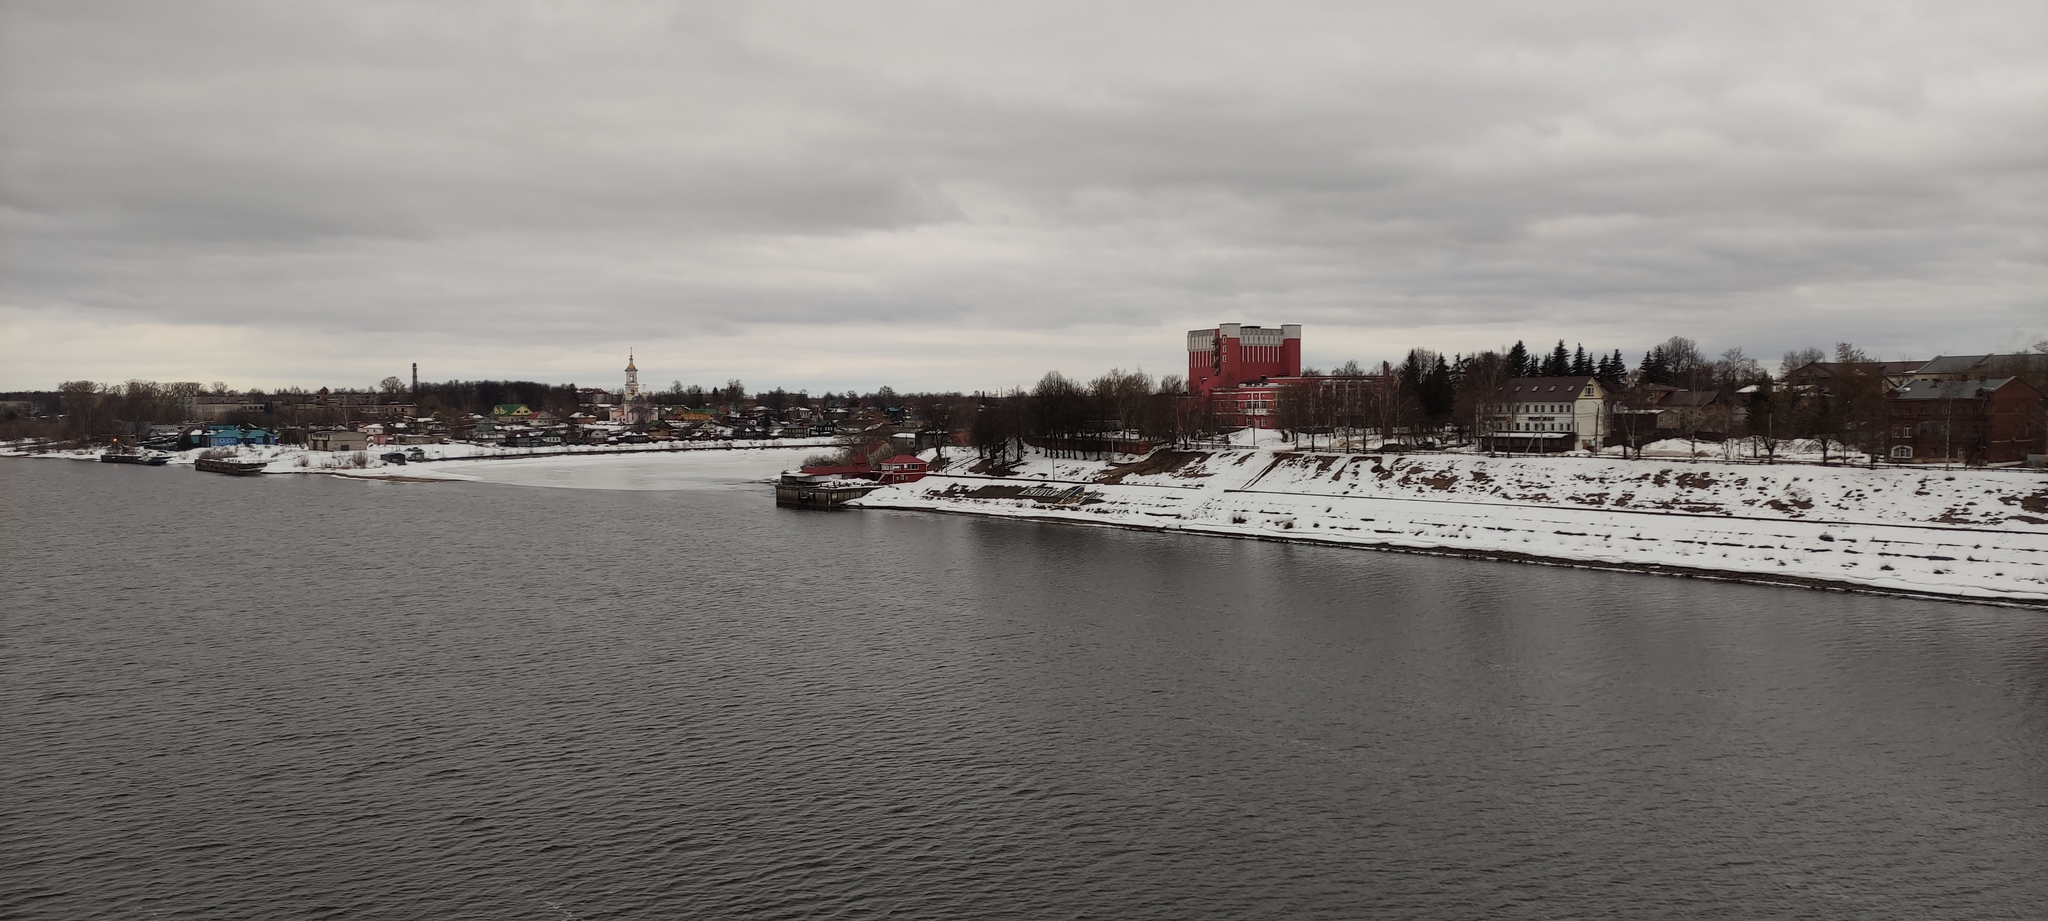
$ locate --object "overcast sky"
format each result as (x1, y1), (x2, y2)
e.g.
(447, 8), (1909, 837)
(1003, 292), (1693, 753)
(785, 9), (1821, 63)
(3, 1), (2043, 393)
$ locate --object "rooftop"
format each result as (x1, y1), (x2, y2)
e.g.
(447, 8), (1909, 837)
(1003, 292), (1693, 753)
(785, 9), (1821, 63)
(1498, 376), (1600, 396)
(1916, 354), (2037, 375)
(1893, 378), (2023, 400)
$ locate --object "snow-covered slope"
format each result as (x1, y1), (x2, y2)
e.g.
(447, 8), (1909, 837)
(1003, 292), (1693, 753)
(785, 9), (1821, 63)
(856, 450), (2048, 606)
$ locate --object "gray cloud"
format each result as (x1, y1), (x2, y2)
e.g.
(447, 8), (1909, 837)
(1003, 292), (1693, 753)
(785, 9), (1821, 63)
(3, 0), (2044, 390)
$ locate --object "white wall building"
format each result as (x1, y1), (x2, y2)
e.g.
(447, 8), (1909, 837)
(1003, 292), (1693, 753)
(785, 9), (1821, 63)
(1480, 376), (1610, 452)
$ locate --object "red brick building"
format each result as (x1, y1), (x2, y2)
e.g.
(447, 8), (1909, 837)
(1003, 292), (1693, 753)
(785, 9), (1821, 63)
(1207, 374), (1389, 429)
(1182, 324), (1395, 429)
(1887, 377), (2045, 464)
(1187, 323), (1302, 396)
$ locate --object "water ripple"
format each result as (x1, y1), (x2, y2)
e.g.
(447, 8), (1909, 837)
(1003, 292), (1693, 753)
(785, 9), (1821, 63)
(3, 459), (2046, 919)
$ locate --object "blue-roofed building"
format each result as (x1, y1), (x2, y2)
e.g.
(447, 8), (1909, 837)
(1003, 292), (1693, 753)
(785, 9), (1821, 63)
(204, 425), (277, 447)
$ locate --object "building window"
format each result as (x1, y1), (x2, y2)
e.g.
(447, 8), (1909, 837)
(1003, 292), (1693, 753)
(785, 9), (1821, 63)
(1891, 445), (1913, 459)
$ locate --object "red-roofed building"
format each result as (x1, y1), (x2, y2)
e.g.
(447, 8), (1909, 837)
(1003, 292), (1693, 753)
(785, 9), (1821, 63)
(878, 455), (929, 483)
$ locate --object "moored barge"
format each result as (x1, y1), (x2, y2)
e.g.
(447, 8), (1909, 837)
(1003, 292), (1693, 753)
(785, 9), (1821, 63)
(101, 450), (170, 466)
(194, 457), (270, 476)
(775, 472), (881, 509)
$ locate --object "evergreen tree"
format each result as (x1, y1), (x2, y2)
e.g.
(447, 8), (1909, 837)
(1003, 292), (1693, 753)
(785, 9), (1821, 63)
(1593, 351), (1618, 386)
(1570, 344), (1592, 377)
(1422, 354), (1455, 422)
(1543, 340), (1571, 376)
(1638, 347), (1673, 386)
(1603, 350), (1627, 386)
(1506, 341), (1531, 379)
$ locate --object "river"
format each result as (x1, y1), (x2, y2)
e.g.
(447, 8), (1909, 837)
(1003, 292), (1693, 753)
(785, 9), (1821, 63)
(4, 454), (2044, 918)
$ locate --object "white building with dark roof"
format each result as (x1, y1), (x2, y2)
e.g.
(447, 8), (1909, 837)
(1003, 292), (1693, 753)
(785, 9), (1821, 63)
(1479, 376), (1610, 452)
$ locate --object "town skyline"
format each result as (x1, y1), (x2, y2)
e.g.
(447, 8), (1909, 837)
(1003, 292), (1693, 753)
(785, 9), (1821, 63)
(0, 327), (1983, 397)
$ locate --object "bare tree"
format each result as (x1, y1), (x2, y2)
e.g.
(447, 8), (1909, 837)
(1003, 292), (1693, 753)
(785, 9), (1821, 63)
(1712, 348), (1762, 395)
(1031, 372), (1089, 457)
(1610, 383), (1660, 459)
(1824, 343), (1890, 466)
(1735, 375), (1770, 462)
(1088, 368), (1154, 436)
(911, 394), (964, 459)
(1455, 351), (1512, 443)
(1780, 347), (1825, 379)
(969, 390), (1028, 466)
(1658, 336), (1709, 390)
(1169, 389), (1219, 448)
(1274, 382), (1313, 448)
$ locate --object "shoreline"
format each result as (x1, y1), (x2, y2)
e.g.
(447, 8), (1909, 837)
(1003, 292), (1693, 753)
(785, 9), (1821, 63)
(853, 448), (2048, 608)
(16, 439), (2043, 606)
(0, 438), (835, 479)
(860, 500), (2048, 611)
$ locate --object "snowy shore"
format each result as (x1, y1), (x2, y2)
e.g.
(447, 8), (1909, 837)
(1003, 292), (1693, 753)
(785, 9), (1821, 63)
(1, 437), (837, 480)
(854, 445), (2048, 607)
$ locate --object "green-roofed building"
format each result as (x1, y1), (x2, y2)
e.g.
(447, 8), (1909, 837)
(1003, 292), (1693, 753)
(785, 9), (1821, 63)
(491, 403), (533, 421)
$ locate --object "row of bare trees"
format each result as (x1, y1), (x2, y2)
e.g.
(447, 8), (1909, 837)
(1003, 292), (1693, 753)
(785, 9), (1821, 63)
(1, 380), (205, 444)
(2, 377), (603, 445)
(965, 368), (1202, 463)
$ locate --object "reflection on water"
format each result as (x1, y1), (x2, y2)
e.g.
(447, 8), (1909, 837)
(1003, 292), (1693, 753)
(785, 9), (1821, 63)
(3, 457), (2045, 920)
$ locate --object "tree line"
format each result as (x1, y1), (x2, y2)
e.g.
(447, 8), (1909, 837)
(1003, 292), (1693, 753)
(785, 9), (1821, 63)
(956, 336), (2048, 463)
(10, 337), (2043, 459)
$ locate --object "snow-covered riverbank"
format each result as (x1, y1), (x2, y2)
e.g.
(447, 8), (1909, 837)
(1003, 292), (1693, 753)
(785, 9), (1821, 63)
(855, 448), (2048, 607)
(2, 437), (836, 479)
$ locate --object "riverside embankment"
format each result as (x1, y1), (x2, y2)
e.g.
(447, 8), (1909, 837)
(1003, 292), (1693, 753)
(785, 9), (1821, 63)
(854, 449), (2048, 606)
(2, 436), (838, 479)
